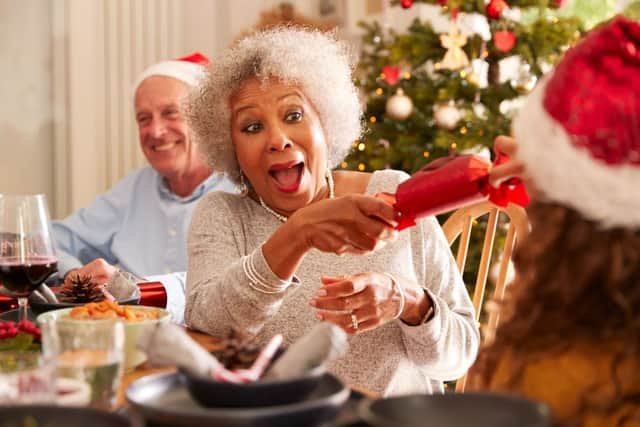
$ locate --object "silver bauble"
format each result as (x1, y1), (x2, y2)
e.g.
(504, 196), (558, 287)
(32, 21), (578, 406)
(434, 102), (462, 130)
(385, 89), (413, 121)
(510, 64), (538, 94)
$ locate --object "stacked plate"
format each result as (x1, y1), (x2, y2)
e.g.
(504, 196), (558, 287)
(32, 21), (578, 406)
(126, 372), (350, 427)
(357, 392), (551, 427)
(1, 406), (130, 426)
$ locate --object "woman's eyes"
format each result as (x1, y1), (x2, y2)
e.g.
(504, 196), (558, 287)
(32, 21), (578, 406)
(242, 122), (263, 133)
(285, 110), (303, 122)
(241, 110), (303, 134)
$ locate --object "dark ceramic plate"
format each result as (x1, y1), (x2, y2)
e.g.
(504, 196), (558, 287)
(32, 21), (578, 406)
(30, 292), (140, 315)
(180, 365), (324, 408)
(358, 392), (551, 427)
(0, 405), (130, 426)
(126, 371), (350, 427)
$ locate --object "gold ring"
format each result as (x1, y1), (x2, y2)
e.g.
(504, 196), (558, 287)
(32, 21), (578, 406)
(351, 313), (358, 330)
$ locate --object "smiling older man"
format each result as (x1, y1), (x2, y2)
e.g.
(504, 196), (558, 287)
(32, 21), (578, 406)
(52, 53), (237, 323)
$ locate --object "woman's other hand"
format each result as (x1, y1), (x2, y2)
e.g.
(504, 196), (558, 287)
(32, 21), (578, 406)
(311, 273), (431, 334)
(489, 136), (526, 187)
(311, 273), (402, 334)
(289, 195), (398, 256)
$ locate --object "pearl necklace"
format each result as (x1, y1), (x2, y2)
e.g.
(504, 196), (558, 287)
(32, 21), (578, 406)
(259, 170), (335, 223)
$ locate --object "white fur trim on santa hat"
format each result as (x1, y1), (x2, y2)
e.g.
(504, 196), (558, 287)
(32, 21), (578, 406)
(513, 76), (640, 229)
(132, 60), (206, 94)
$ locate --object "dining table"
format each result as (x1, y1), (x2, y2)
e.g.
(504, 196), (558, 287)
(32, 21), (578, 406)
(0, 314), (552, 427)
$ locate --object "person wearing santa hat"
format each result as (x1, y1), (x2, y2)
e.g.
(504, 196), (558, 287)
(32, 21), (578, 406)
(473, 17), (640, 426)
(51, 53), (237, 323)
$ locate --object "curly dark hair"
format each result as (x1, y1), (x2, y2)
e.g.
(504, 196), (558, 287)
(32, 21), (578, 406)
(474, 201), (640, 426)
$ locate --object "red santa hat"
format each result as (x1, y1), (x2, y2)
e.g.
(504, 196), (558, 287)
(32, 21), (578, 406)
(512, 16), (640, 229)
(132, 52), (210, 93)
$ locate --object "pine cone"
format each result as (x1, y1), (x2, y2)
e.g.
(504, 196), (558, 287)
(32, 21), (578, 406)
(58, 273), (105, 303)
(215, 329), (263, 370)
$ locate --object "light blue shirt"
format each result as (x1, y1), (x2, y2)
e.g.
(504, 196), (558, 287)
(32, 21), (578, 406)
(52, 166), (237, 323)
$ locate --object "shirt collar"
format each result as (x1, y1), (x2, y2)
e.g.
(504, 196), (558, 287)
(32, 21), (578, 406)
(157, 172), (222, 203)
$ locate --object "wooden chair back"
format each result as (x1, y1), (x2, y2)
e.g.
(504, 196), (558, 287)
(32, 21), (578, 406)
(442, 201), (528, 392)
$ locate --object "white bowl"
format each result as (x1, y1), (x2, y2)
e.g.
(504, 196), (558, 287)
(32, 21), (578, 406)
(37, 305), (170, 371)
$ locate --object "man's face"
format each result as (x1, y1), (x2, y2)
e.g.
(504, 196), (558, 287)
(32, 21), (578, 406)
(134, 76), (207, 181)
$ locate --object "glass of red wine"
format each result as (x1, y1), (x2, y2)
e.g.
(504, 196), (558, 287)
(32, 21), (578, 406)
(0, 194), (58, 321)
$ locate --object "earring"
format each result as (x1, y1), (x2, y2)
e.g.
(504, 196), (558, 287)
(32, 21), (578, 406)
(326, 168), (335, 199)
(239, 171), (249, 197)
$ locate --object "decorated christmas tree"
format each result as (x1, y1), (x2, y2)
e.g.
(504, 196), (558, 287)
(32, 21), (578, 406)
(344, 0), (586, 173)
(341, 0), (624, 301)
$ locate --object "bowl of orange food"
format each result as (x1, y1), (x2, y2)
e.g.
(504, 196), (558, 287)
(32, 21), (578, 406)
(36, 301), (170, 371)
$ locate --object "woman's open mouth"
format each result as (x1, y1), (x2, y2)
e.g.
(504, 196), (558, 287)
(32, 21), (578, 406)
(268, 161), (304, 193)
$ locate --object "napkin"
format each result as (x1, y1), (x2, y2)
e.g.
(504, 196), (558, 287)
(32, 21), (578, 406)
(136, 322), (348, 384)
(136, 322), (279, 383)
(136, 322), (223, 378)
(264, 323), (348, 380)
(105, 270), (141, 301)
(28, 284), (59, 304)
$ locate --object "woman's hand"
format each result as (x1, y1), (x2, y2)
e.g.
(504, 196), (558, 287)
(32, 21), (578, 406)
(489, 136), (526, 187)
(310, 273), (406, 335)
(289, 195), (398, 256)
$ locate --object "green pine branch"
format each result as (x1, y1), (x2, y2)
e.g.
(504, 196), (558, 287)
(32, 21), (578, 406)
(346, 1), (584, 174)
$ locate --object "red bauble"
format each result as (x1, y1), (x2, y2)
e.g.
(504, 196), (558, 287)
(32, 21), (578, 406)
(494, 30), (516, 53)
(400, 0), (414, 8)
(486, 0), (508, 20)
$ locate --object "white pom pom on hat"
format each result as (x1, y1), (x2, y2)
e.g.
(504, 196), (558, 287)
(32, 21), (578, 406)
(132, 52), (210, 94)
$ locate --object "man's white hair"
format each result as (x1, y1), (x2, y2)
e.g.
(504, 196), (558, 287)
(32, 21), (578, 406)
(187, 26), (363, 183)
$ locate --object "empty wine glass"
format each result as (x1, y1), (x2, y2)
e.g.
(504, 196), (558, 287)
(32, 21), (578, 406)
(0, 351), (55, 404)
(42, 318), (124, 410)
(0, 194), (58, 321)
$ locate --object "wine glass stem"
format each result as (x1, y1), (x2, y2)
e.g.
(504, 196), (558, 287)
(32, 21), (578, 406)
(18, 297), (28, 322)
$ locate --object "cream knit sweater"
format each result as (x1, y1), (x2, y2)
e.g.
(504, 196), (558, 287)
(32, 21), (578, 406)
(185, 169), (479, 396)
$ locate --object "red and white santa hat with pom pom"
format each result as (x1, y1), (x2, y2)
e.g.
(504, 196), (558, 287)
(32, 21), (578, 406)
(132, 52), (210, 93)
(512, 16), (640, 229)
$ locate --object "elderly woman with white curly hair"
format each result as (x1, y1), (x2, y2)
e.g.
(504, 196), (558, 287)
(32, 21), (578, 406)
(185, 27), (479, 396)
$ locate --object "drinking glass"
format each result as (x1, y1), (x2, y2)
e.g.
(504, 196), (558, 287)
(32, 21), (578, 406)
(0, 194), (58, 321)
(42, 318), (125, 410)
(0, 351), (55, 405)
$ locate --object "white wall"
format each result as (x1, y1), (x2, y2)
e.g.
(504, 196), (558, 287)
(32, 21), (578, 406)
(1, 0), (343, 218)
(0, 0), (53, 203)
(163, 0), (334, 64)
